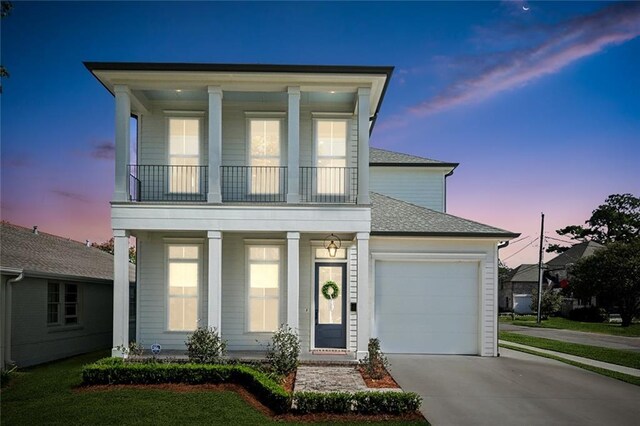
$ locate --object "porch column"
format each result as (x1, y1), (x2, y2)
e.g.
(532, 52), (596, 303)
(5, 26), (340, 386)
(207, 231), (223, 330)
(357, 87), (371, 205)
(286, 232), (300, 330)
(112, 230), (130, 357)
(287, 87), (300, 203)
(356, 232), (370, 359)
(207, 86), (223, 203)
(114, 85), (131, 202)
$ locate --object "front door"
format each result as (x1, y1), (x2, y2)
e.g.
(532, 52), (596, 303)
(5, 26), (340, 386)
(314, 263), (347, 349)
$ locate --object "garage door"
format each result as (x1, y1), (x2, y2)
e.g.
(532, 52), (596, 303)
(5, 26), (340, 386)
(513, 294), (533, 314)
(375, 261), (479, 354)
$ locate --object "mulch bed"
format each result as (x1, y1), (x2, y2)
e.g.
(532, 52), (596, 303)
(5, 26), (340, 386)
(358, 366), (400, 388)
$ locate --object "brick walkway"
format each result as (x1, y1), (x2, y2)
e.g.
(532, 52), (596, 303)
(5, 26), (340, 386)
(294, 365), (369, 392)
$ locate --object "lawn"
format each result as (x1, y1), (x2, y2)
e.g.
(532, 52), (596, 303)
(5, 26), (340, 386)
(0, 352), (427, 425)
(499, 331), (640, 370)
(499, 316), (640, 337)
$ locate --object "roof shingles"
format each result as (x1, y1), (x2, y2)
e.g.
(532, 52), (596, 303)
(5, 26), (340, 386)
(370, 147), (458, 167)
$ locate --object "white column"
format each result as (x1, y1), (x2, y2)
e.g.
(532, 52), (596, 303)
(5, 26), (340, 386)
(287, 87), (301, 203)
(286, 232), (300, 330)
(208, 86), (223, 203)
(114, 85), (131, 202)
(207, 231), (223, 330)
(356, 232), (370, 359)
(112, 230), (130, 357)
(357, 88), (371, 205)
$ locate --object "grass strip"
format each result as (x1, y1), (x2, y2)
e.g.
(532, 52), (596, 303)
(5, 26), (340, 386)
(500, 343), (640, 387)
(499, 331), (640, 369)
(499, 316), (640, 337)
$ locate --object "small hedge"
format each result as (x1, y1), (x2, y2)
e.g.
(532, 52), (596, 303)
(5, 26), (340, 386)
(569, 306), (608, 323)
(82, 358), (422, 415)
(293, 390), (422, 414)
(82, 358), (290, 413)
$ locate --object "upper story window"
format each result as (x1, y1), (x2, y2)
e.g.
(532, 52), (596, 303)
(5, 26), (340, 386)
(248, 118), (282, 194)
(315, 119), (348, 195)
(167, 244), (201, 331)
(168, 118), (200, 193)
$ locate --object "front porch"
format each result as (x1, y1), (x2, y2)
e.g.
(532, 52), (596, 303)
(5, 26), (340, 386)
(112, 230), (371, 359)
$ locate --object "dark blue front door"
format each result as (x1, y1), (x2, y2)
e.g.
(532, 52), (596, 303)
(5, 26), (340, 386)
(314, 263), (347, 349)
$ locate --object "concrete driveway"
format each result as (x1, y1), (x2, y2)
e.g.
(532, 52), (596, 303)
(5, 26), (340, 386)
(388, 349), (640, 426)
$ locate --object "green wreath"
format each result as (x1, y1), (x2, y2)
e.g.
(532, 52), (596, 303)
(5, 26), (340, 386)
(321, 280), (340, 300)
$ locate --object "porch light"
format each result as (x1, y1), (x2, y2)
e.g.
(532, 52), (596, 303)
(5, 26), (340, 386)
(324, 233), (341, 257)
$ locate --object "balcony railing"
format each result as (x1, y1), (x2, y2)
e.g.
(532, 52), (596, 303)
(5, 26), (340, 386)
(221, 166), (287, 202)
(128, 165), (208, 202)
(127, 165), (357, 204)
(300, 167), (357, 203)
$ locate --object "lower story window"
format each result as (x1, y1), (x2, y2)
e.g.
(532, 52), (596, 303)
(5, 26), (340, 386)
(247, 245), (281, 332)
(47, 282), (79, 326)
(167, 244), (201, 331)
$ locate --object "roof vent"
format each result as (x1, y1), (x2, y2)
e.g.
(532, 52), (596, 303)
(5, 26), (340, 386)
(33, 225), (39, 235)
(85, 239), (91, 247)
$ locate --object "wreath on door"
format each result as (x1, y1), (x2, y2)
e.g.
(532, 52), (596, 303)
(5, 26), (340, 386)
(321, 280), (340, 300)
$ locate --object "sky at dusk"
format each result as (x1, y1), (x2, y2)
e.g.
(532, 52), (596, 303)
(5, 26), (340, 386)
(1, 1), (639, 267)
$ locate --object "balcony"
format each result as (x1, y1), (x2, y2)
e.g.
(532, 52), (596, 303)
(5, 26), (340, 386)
(128, 165), (358, 204)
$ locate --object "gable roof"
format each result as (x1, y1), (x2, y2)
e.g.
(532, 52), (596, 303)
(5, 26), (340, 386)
(370, 147), (459, 168)
(507, 264), (540, 283)
(370, 193), (519, 238)
(0, 222), (133, 282)
(546, 240), (604, 267)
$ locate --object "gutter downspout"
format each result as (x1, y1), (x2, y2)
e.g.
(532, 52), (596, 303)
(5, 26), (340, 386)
(4, 272), (24, 368)
(496, 241), (510, 357)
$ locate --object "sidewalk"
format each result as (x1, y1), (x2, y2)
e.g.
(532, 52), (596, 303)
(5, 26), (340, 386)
(499, 340), (640, 377)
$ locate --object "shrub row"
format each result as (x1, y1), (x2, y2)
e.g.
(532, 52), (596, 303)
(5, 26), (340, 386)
(569, 306), (608, 323)
(293, 390), (422, 415)
(82, 358), (290, 413)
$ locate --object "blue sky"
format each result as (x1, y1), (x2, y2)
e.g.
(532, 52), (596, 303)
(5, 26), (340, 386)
(2, 1), (639, 266)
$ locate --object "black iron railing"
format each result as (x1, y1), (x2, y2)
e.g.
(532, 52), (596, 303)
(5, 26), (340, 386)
(300, 167), (357, 203)
(128, 165), (208, 202)
(221, 166), (287, 202)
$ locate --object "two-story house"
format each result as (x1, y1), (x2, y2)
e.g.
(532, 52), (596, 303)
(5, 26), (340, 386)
(86, 62), (518, 359)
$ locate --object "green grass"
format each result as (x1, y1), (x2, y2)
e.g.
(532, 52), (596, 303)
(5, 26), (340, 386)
(500, 343), (640, 387)
(499, 331), (640, 369)
(499, 316), (640, 337)
(0, 351), (427, 425)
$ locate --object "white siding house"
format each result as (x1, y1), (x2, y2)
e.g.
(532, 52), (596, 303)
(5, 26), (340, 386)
(85, 62), (518, 359)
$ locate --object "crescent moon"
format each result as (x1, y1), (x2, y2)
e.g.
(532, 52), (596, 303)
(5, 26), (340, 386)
(523, 6), (530, 11)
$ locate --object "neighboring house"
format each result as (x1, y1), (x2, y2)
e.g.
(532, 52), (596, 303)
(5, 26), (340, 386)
(499, 264), (540, 314)
(0, 222), (135, 368)
(86, 62), (518, 358)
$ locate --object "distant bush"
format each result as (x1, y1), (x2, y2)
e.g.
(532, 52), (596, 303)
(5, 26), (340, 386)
(185, 327), (226, 364)
(569, 306), (608, 323)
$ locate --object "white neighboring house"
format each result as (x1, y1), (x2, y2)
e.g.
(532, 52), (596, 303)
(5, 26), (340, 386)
(0, 222), (135, 368)
(86, 62), (518, 359)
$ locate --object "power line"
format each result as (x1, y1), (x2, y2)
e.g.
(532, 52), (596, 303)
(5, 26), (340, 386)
(508, 235), (531, 246)
(502, 237), (539, 261)
(544, 235), (576, 244)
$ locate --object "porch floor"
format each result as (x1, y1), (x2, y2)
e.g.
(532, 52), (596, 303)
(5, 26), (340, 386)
(138, 350), (357, 364)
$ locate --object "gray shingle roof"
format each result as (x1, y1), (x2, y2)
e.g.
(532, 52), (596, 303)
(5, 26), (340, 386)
(0, 222), (133, 282)
(370, 147), (458, 167)
(546, 240), (604, 267)
(370, 193), (519, 238)
(508, 264), (540, 283)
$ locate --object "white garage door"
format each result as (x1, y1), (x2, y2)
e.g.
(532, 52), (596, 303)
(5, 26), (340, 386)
(513, 294), (533, 314)
(375, 261), (479, 354)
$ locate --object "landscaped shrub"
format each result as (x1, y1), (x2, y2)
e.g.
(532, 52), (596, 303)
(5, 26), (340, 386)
(82, 358), (290, 413)
(293, 391), (422, 414)
(185, 326), (227, 364)
(359, 338), (389, 379)
(1, 366), (16, 388)
(115, 341), (144, 358)
(569, 306), (608, 323)
(266, 324), (300, 376)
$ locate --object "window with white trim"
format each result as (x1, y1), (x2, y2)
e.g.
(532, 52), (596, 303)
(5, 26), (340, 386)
(168, 118), (200, 193)
(248, 119), (281, 194)
(247, 245), (281, 332)
(167, 244), (200, 331)
(315, 119), (348, 194)
(47, 282), (79, 326)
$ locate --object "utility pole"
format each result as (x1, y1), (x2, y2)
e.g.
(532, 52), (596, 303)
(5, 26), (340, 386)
(536, 212), (545, 324)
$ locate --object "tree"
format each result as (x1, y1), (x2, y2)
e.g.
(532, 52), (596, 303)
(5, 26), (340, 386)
(548, 193), (640, 253)
(530, 289), (563, 319)
(92, 238), (136, 264)
(0, 1), (13, 94)
(570, 239), (640, 327)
